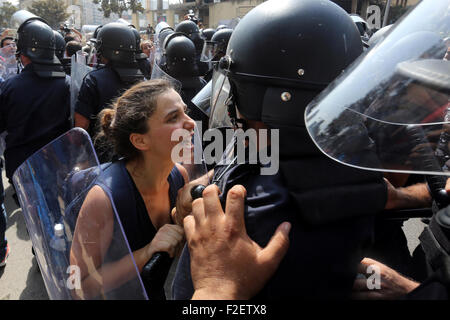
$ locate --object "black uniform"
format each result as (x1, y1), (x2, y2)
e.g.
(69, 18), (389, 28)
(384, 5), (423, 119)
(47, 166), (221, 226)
(172, 128), (387, 299)
(137, 57), (152, 79)
(0, 64), (71, 180)
(75, 66), (127, 137)
(178, 76), (207, 105)
(172, 0), (390, 299)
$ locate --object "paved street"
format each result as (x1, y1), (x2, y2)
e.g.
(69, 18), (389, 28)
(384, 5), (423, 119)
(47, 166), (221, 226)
(0, 168), (427, 300)
(0, 169), (48, 300)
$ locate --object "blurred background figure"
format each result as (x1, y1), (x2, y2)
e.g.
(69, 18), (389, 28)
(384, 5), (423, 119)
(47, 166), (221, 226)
(175, 20), (208, 76)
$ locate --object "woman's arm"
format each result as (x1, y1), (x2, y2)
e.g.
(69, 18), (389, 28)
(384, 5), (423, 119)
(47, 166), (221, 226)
(70, 186), (148, 299)
(70, 185), (185, 299)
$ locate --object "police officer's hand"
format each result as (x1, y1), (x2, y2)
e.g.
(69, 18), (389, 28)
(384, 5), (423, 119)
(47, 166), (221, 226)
(384, 178), (431, 210)
(146, 224), (185, 259)
(352, 257), (420, 300)
(445, 178), (450, 194)
(185, 184), (291, 300)
(171, 171), (212, 227)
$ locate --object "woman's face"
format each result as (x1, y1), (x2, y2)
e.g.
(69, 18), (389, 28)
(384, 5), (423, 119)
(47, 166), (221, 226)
(146, 89), (196, 162)
(142, 41), (153, 58)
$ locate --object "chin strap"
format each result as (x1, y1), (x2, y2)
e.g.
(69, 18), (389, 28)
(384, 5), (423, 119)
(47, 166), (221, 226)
(15, 54), (23, 74)
(226, 93), (248, 131)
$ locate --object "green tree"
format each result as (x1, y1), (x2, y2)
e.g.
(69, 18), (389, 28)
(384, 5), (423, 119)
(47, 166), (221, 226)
(28, 0), (70, 29)
(0, 1), (18, 28)
(93, 0), (144, 18)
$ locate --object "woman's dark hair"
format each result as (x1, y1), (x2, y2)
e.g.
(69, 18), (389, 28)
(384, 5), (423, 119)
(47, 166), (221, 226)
(0, 37), (13, 48)
(66, 41), (82, 57)
(64, 35), (76, 43)
(97, 79), (174, 160)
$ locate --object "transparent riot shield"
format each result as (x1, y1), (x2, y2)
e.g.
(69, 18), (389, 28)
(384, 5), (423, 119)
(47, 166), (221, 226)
(0, 44), (18, 81)
(150, 62), (181, 92)
(70, 51), (93, 126)
(305, 0), (450, 177)
(0, 132), (6, 158)
(86, 44), (98, 66)
(10, 10), (39, 29)
(12, 128), (148, 300)
(367, 24), (393, 47)
(153, 22), (173, 66)
(200, 41), (215, 63)
(155, 21), (171, 40)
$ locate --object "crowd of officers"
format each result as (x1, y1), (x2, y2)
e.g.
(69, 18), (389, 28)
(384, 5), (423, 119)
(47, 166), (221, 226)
(0, 0), (449, 301)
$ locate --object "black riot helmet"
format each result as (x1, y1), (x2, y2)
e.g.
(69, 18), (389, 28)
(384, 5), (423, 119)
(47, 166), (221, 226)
(216, 25), (227, 31)
(201, 28), (216, 41)
(53, 30), (65, 61)
(95, 22), (137, 64)
(210, 28), (232, 57)
(200, 28), (232, 63)
(89, 25), (102, 45)
(213, 0), (363, 128)
(16, 18), (55, 63)
(130, 26), (147, 60)
(164, 34), (199, 78)
(15, 17), (65, 77)
(175, 20), (204, 55)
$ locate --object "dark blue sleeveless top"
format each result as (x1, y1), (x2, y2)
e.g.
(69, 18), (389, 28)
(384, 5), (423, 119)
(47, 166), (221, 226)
(95, 159), (185, 299)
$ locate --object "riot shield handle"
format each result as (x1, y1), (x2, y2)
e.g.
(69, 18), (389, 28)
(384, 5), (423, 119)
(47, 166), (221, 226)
(141, 252), (171, 292)
(190, 184), (206, 200)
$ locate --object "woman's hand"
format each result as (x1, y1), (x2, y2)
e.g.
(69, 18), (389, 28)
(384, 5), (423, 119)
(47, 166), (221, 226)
(146, 224), (185, 259)
(172, 171), (212, 226)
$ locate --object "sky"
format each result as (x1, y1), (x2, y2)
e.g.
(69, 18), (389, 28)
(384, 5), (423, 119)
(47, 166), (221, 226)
(6, 0), (183, 6)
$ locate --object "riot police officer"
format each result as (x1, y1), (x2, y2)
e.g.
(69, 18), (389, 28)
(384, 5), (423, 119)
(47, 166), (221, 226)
(201, 28), (216, 41)
(163, 33), (207, 105)
(171, 0), (388, 299)
(175, 20), (209, 76)
(130, 26), (152, 79)
(53, 30), (71, 74)
(74, 22), (144, 142)
(153, 22), (174, 67)
(0, 13), (71, 183)
(201, 28), (233, 82)
(301, 0), (450, 300)
(84, 24), (102, 66)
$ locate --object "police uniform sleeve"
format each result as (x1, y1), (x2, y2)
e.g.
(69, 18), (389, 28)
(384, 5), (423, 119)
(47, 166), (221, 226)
(0, 81), (8, 133)
(75, 74), (99, 120)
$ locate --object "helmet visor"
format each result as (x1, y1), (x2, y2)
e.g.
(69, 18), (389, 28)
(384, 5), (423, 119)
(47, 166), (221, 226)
(209, 63), (233, 129)
(150, 62), (182, 92)
(200, 41), (217, 62)
(191, 80), (212, 116)
(305, 0), (450, 176)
